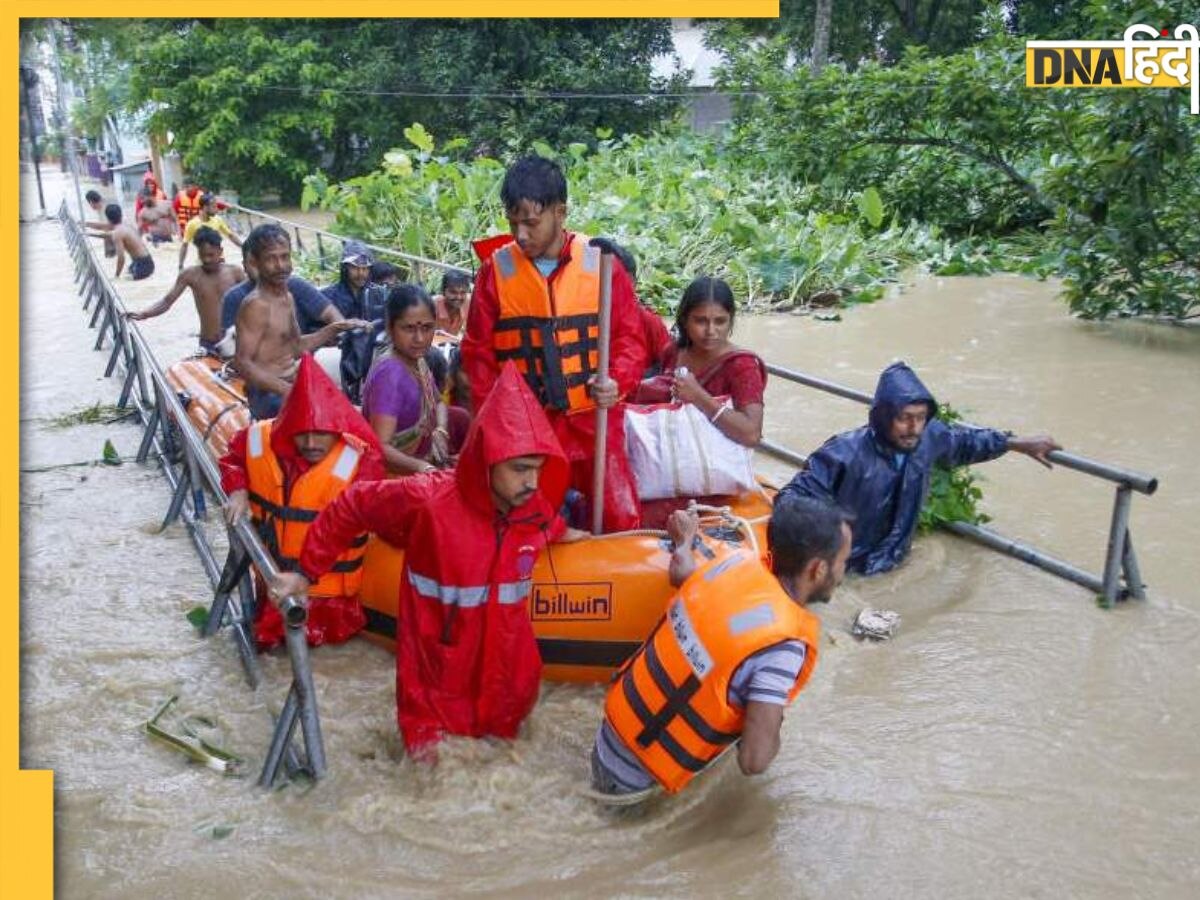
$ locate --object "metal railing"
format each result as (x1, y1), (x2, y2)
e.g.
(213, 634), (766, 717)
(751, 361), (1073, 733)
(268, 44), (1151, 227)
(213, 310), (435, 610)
(60, 202), (325, 787)
(220, 201), (469, 285)
(759, 362), (1156, 606)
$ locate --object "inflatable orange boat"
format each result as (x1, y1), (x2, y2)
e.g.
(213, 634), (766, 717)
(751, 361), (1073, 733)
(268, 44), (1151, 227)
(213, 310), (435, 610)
(167, 355), (774, 683)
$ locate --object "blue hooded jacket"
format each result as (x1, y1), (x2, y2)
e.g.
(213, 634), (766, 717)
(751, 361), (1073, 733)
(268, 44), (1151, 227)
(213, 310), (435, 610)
(778, 362), (1009, 575)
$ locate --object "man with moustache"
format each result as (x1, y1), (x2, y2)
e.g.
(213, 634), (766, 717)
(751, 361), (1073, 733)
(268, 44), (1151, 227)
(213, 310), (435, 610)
(461, 155), (645, 531)
(234, 224), (367, 419)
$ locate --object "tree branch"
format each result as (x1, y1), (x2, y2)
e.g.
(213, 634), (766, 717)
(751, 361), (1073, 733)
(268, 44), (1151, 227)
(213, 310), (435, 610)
(856, 134), (1051, 212)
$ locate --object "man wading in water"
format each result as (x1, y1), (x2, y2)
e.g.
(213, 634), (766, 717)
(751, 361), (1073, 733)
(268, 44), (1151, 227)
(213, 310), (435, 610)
(87, 204), (155, 280)
(126, 227), (245, 355)
(234, 224), (366, 419)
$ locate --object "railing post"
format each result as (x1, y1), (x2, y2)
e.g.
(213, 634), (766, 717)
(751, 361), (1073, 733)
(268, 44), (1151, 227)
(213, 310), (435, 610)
(1121, 530), (1146, 601)
(259, 597), (326, 787)
(1100, 485), (1133, 608)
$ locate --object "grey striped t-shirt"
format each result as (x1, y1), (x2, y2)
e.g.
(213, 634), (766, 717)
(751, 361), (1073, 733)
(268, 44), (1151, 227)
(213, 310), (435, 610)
(592, 640), (807, 794)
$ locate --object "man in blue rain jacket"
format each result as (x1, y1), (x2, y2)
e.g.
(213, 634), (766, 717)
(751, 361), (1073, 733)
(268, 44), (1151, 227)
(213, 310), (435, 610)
(779, 362), (1060, 576)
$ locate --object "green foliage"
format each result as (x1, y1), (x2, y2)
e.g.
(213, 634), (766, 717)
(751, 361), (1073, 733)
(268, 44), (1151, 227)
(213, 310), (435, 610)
(97, 18), (683, 202)
(706, 0), (1020, 68)
(718, 1), (1200, 320)
(304, 127), (939, 312)
(723, 34), (1050, 237)
(918, 404), (991, 533)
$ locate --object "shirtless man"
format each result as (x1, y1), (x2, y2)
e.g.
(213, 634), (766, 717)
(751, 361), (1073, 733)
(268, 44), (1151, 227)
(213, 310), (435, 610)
(126, 227), (245, 354)
(83, 189), (116, 257)
(137, 191), (177, 245)
(89, 204), (155, 280)
(234, 224), (367, 419)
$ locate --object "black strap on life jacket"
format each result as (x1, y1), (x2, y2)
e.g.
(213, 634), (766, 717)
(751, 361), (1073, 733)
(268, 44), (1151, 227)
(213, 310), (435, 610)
(247, 490), (317, 523)
(494, 312), (599, 411)
(619, 639), (740, 775)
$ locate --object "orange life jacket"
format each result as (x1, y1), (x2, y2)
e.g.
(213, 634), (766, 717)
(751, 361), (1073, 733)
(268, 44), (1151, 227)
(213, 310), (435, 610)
(491, 234), (601, 413)
(604, 551), (821, 794)
(245, 421), (367, 599)
(175, 189), (203, 229)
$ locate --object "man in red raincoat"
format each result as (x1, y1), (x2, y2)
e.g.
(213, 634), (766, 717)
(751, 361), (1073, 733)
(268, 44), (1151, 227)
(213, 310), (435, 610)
(220, 354), (385, 649)
(270, 364), (580, 757)
(460, 156), (644, 532)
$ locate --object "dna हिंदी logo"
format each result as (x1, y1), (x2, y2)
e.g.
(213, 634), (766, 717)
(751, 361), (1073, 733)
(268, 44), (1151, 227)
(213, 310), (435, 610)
(1026, 23), (1199, 114)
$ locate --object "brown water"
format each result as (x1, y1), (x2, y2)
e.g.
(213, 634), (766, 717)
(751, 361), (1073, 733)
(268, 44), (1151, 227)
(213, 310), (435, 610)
(21, 172), (1200, 897)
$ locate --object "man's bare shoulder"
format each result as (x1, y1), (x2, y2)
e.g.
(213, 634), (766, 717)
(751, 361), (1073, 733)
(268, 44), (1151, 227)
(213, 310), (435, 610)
(237, 290), (272, 324)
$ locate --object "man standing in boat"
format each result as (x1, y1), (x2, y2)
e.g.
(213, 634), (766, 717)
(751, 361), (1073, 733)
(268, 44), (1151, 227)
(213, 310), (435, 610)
(270, 364), (585, 758)
(126, 227), (245, 355)
(591, 496), (849, 798)
(234, 224), (367, 419)
(778, 361), (1061, 576)
(460, 155), (645, 532)
(220, 354), (385, 649)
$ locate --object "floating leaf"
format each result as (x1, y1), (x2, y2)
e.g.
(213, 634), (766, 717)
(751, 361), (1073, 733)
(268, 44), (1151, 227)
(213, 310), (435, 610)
(185, 606), (210, 631)
(102, 440), (121, 466)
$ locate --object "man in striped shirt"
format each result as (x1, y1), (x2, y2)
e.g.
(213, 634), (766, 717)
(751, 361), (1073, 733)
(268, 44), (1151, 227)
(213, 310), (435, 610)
(592, 498), (850, 796)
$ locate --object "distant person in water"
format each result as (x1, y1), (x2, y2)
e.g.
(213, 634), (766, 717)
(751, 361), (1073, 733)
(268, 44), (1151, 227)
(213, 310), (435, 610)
(137, 190), (177, 245)
(127, 227), (245, 354)
(84, 189), (115, 258)
(179, 192), (241, 270)
(86, 204), (155, 280)
(778, 361), (1061, 576)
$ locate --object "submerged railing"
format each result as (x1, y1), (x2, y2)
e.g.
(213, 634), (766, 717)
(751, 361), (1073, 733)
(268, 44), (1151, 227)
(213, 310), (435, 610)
(759, 363), (1156, 607)
(60, 202), (324, 787)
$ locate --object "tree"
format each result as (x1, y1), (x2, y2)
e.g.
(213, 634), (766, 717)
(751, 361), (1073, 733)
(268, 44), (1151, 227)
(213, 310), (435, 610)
(102, 18), (684, 202)
(811, 0), (832, 73)
(718, 0), (1200, 320)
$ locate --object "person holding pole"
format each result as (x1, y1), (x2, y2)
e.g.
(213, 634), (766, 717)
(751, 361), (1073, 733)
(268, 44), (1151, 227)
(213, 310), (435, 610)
(460, 155), (645, 532)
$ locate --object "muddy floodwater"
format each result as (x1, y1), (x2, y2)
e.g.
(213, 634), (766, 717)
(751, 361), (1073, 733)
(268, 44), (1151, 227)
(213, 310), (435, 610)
(19, 173), (1200, 897)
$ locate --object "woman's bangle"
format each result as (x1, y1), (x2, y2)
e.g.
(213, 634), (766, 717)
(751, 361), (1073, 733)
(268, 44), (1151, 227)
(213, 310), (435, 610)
(710, 401), (731, 424)
(432, 426), (449, 437)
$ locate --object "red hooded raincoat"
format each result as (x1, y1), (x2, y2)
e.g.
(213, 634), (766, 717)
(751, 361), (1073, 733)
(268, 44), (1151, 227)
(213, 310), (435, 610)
(220, 355), (385, 647)
(295, 364), (570, 754)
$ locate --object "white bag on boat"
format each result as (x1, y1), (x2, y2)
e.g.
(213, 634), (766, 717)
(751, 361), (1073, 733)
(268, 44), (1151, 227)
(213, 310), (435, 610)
(624, 400), (756, 500)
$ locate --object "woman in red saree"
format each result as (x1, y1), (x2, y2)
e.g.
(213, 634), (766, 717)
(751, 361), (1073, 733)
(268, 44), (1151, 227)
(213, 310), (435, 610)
(632, 276), (768, 526)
